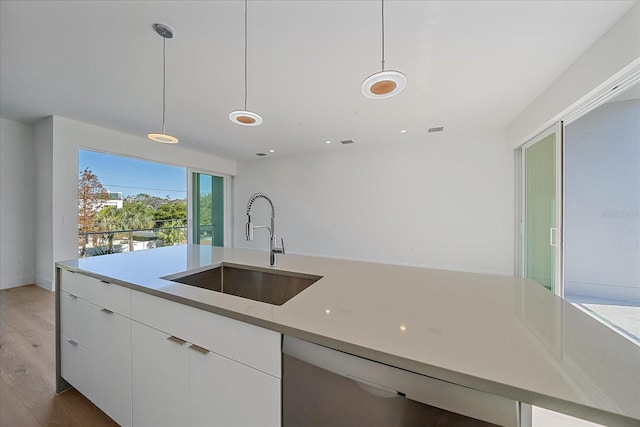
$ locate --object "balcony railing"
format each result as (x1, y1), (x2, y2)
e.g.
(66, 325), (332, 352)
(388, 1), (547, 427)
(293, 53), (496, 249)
(79, 225), (187, 257)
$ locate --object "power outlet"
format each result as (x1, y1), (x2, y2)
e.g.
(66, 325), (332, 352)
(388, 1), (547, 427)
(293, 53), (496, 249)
(14, 255), (22, 265)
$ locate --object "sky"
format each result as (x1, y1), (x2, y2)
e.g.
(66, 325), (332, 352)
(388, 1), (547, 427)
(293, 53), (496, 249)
(79, 150), (187, 200)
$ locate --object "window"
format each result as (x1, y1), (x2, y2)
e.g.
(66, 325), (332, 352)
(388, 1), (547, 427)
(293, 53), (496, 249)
(193, 172), (224, 246)
(78, 150), (187, 256)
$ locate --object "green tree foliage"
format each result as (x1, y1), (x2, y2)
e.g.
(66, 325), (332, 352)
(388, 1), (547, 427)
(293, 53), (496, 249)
(125, 193), (166, 210)
(121, 200), (155, 252)
(96, 206), (122, 253)
(94, 199), (155, 253)
(155, 200), (187, 229)
(79, 169), (187, 255)
(198, 193), (212, 227)
(157, 220), (187, 246)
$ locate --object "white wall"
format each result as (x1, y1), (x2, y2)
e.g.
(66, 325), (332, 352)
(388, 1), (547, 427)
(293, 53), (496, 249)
(507, 3), (640, 148)
(235, 130), (514, 276)
(34, 118), (54, 290)
(0, 118), (35, 289)
(564, 99), (640, 303)
(34, 115), (237, 290)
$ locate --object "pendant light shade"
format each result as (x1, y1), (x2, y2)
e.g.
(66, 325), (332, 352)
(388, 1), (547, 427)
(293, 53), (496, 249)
(362, 0), (406, 99)
(229, 110), (263, 126)
(362, 70), (406, 99)
(147, 133), (179, 144)
(230, 0), (262, 126)
(148, 23), (179, 144)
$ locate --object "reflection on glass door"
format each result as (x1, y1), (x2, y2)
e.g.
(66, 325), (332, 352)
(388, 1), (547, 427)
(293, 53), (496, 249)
(523, 125), (562, 294)
(193, 173), (224, 246)
(563, 86), (639, 343)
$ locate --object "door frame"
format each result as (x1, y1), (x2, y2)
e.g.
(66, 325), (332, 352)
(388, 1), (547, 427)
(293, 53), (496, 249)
(517, 123), (564, 296)
(187, 169), (233, 247)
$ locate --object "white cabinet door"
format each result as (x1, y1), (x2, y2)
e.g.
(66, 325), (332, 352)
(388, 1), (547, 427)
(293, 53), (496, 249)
(60, 334), (91, 398)
(189, 345), (281, 427)
(59, 290), (92, 398)
(132, 321), (189, 427)
(60, 291), (92, 348)
(131, 289), (281, 377)
(91, 305), (132, 427)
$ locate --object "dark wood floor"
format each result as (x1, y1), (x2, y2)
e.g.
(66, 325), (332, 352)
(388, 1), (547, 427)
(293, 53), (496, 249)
(0, 285), (118, 427)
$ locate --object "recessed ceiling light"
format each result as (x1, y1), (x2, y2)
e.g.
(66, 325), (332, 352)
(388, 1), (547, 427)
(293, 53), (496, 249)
(268, 149), (275, 153)
(400, 129), (407, 134)
(325, 140), (331, 144)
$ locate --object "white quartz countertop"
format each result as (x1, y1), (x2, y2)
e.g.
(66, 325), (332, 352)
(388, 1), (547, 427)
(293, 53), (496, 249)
(56, 245), (640, 425)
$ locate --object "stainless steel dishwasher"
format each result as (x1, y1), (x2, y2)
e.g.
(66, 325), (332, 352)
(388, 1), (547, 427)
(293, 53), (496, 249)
(283, 336), (531, 427)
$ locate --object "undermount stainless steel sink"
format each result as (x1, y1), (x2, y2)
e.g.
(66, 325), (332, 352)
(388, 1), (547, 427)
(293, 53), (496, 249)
(165, 263), (322, 306)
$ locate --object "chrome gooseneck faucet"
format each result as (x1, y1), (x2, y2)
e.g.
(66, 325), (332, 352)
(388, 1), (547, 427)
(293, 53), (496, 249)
(246, 193), (285, 266)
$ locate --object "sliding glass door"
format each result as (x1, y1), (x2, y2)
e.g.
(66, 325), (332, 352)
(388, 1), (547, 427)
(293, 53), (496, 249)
(563, 87), (639, 343)
(193, 173), (224, 247)
(522, 124), (563, 295)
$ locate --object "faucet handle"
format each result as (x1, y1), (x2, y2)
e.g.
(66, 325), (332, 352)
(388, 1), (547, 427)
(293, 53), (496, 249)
(246, 222), (254, 241)
(273, 237), (285, 255)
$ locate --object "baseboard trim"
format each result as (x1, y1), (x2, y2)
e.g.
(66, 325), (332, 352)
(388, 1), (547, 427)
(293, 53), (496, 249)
(0, 275), (36, 290)
(34, 275), (54, 292)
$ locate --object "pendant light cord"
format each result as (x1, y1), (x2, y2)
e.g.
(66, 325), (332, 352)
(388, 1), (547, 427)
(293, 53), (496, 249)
(162, 34), (167, 134)
(381, 0), (385, 71)
(244, 0), (248, 111)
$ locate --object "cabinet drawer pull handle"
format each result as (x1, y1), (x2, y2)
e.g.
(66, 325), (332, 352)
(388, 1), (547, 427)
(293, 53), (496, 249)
(66, 293), (78, 300)
(189, 344), (209, 354)
(167, 336), (186, 345)
(100, 308), (114, 314)
(100, 280), (110, 284)
(67, 339), (78, 347)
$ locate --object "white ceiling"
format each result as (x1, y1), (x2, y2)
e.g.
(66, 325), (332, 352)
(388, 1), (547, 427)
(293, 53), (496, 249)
(0, 0), (636, 160)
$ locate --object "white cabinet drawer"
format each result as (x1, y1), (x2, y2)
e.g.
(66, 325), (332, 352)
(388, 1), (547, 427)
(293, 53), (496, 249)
(60, 291), (92, 349)
(92, 279), (131, 317)
(131, 290), (281, 378)
(60, 334), (91, 399)
(60, 269), (131, 317)
(60, 269), (93, 301)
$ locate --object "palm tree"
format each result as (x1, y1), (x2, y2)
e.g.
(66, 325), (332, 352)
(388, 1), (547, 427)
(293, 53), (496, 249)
(96, 206), (121, 253)
(122, 208), (155, 252)
(158, 220), (187, 246)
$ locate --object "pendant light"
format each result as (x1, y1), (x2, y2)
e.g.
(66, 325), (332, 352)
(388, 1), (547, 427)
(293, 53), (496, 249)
(362, 0), (406, 99)
(148, 23), (179, 144)
(229, 0), (263, 126)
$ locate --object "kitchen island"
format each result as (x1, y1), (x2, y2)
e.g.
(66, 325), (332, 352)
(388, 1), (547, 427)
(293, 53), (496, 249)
(56, 245), (639, 426)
